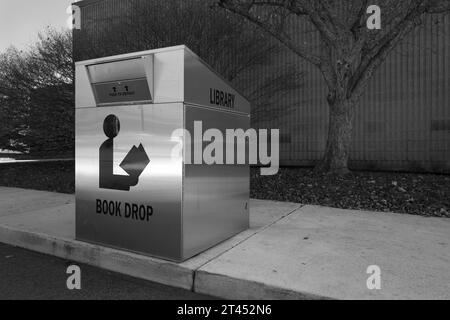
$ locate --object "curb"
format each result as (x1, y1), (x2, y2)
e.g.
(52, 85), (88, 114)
(0, 218), (328, 300)
(194, 270), (329, 300)
(0, 224), (194, 290)
(0, 216), (328, 300)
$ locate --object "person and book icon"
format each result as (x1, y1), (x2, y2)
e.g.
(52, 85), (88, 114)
(99, 114), (150, 191)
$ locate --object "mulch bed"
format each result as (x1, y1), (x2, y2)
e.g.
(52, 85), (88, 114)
(0, 161), (74, 194)
(251, 167), (450, 218)
(1, 161), (448, 217)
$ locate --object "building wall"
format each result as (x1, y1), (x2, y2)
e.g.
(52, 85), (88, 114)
(270, 13), (450, 173)
(74, 0), (450, 173)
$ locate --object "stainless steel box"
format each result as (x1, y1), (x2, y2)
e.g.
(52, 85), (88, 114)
(75, 46), (250, 261)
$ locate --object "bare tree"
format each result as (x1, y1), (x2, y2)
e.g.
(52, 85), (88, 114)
(218, 0), (450, 173)
(74, 0), (304, 124)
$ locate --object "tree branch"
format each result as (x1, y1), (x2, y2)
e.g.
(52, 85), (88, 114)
(428, 0), (450, 13)
(218, 0), (323, 67)
(349, 0), (431, 99)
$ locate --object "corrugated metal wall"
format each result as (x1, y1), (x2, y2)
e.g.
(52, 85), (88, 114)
(269, 12), (450, 173)
(74, 0), (450, 173)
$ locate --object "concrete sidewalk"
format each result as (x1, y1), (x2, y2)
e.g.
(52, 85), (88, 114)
(0, 187), (448, 299)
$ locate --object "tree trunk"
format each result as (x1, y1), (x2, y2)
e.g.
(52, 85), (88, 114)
(315, 96), (356, 174)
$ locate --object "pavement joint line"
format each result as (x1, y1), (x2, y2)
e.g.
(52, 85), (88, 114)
(191, 203), (304, 292)
(191, 267), (197, 292)
(195, 203), (304, 271)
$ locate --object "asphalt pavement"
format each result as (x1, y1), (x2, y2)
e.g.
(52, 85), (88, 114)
(0, 243), (214, 300)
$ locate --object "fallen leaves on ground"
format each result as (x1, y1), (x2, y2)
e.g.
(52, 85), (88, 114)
(251, 168), (450, 218)
(0, 162), (74, 194)
(1, 162), (448, 218)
